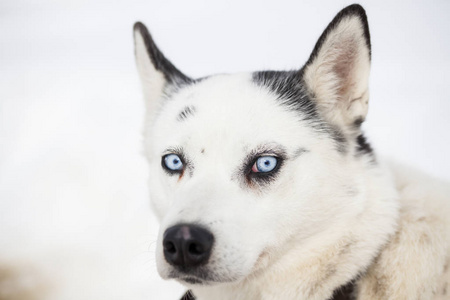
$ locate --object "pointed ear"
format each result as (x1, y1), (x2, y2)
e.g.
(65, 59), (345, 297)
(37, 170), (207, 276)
(302, 4), (371, 130)
(133, 22), (192, 114)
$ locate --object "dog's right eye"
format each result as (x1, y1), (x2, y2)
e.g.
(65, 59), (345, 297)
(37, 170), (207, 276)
(162, 154), (184, 172)
(252, 156), (278, 173)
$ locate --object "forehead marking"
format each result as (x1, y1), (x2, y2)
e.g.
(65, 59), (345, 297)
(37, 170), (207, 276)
(251, 70), (320, 124)
(292, 147), (309, 159)
(177, 105), (196, 122)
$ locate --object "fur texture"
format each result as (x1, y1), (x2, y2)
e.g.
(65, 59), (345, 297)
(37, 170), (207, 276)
(133, 4), (450, 300)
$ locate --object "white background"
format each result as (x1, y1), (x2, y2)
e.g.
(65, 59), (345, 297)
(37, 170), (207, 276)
(1, 0), (449, 299)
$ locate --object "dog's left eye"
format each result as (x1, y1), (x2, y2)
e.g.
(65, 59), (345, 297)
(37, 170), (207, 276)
(252, 156), (278, 173)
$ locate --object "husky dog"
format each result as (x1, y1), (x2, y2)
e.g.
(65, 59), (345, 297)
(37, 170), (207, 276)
(133, 4), (450, 300)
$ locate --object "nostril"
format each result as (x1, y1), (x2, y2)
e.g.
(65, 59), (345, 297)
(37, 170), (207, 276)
(188, 242), (204, 255)
(164, 241), (176, 254)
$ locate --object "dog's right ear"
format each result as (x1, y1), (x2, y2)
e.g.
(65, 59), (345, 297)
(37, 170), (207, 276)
(133, 22), (192, 114)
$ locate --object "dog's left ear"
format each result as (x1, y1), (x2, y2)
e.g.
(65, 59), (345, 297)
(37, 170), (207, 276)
(302, 4), (371, 130)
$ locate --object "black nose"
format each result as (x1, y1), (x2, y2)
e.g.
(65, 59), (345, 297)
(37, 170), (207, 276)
(163, 224), (214, 268)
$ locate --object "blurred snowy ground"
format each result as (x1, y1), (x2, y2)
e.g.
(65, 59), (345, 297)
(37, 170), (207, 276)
(0, 0), (449, 299)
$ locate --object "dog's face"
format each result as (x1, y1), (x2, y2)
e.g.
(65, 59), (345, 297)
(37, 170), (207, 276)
(134, 5), (372, 286)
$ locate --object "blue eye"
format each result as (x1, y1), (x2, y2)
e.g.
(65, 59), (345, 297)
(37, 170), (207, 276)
(163, 154), (183, 171)
(252, 156), (278, 173)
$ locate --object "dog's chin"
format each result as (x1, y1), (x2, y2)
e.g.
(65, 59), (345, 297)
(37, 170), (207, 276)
(158, 247), (269, 287)
(160, 251), (271, 288)
(177, 276), (208, 286)
(171, 272), (235, 287)
(171, 274), (219, 287)
(167, 268), (243, 287)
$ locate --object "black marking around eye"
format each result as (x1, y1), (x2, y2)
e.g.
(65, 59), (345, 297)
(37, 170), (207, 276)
(247, 160), (284, 186)
(239, 144), (287, 188)
(161, 147), (194, 178)
(177, 106), (196, 121)
(161, 153), (185, 176)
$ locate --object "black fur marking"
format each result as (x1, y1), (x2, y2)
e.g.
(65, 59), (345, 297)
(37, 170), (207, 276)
(330, 127), (347, 153)
(353, 117), (365, 128)
(355, 134), (376, 163)
(355, 134), (372, 155)
(253, 71), (352, 154)
(252, 70), (321, 125)
(177, 106), (196, 121)
(329, 280), (355, 300)
(305, 4), (371, 68)
(180, 290), (195, 300)
(292, 147), (309, 159)
(133, 22), (193, 86)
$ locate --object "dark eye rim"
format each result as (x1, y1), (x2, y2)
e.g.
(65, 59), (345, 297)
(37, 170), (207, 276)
(245, 154), (284, 184)
(161, 153), (186, 175)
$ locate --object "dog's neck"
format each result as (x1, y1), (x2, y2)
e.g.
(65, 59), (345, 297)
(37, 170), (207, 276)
(191, 161), (399, 300)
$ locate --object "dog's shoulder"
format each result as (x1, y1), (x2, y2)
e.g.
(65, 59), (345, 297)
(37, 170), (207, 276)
(356, 163), (450, 299)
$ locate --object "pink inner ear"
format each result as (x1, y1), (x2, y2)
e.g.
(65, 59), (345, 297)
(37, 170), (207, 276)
(332, 36), (358, 99)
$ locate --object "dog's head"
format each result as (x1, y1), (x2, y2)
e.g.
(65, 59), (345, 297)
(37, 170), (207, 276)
(134, 5), (372, 286)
